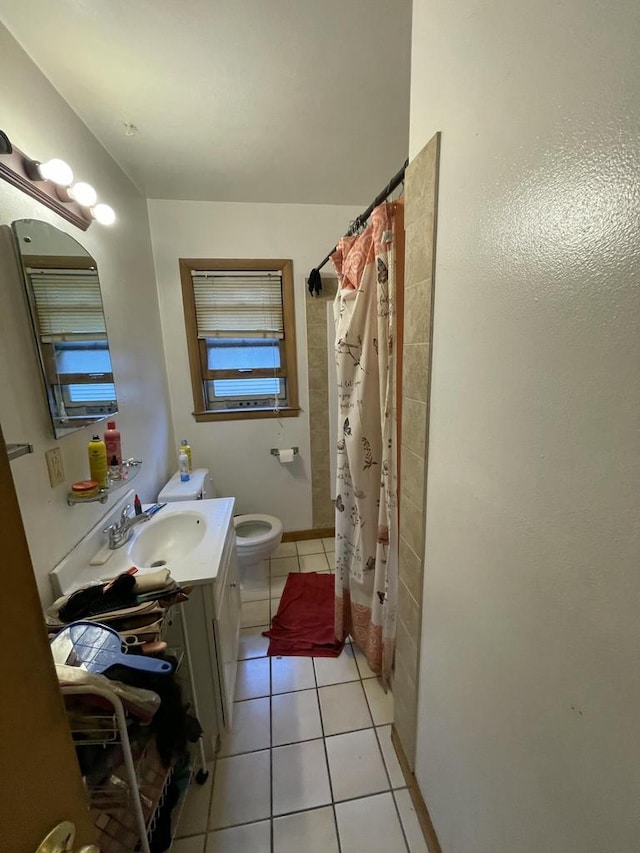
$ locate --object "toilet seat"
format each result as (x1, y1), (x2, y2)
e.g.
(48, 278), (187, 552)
(234, 513), (283, 547)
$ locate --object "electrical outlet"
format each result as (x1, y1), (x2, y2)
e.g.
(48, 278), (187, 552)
(45, 446), (65, 488)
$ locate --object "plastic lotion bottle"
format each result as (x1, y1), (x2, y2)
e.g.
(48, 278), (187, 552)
(179, 448), (190, 482)
(104, 420), (122, 466)
(88, 435), (108, 488)
(180, 439), (193, 472)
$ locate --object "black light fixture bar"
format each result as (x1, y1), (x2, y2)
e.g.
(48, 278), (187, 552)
(0, 130), (91, 230)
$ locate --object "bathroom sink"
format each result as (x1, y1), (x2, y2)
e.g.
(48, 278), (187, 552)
(128, 510), (207, 568)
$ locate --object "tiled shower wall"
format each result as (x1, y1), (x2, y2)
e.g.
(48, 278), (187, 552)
(306, 279), (338, 529)
(394, 133), (440, 767)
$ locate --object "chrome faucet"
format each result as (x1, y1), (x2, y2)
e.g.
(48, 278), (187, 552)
(103, 504), (150, 550)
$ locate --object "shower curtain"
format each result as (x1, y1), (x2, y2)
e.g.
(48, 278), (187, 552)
(331, 201), (401, 683)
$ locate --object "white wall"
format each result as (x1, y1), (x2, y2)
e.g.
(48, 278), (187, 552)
(0, 25), (174, 605)
(410, 2), (640, 852)
(147, 200), (360, 530)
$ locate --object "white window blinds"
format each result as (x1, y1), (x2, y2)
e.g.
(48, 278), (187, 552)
(27, 268), (106, 341)
(191, 271), (284, 339)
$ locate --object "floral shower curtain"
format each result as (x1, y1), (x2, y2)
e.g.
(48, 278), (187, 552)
(331, 201), (402, 683)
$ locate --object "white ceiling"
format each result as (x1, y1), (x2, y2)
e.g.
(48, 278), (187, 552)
(0, 0), (412, 205)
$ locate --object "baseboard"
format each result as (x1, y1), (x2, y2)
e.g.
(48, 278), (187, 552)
(281, 527), (335, 542)
(391, 724), (442, 853)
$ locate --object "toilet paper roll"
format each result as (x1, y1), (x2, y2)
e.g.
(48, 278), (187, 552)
(278, 448), (295, 464)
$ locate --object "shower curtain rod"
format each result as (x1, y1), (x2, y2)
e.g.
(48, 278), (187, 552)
(311, 158), (409, 278)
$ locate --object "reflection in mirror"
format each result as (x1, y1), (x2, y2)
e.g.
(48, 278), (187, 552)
(12, 219), (118, 439)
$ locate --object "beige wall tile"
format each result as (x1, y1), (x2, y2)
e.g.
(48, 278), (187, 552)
(396, 617), (419, 683)
(307, 323), (329, 349)
(403, 281), (432, 345)
(402, 343), (430, 403)
(394, 682), (417, 768)
(405, 215), (434, 289)
(399, 493), (425, 557)
(400, 446), (425, 510)
(308, 365), (327, 393)
(405, 136), (438, 228)
(401, 397), (427, 459)
(398, 577), (421, 643)
(398, 535), (423, 604)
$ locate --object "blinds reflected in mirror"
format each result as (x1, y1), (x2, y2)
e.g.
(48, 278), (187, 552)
(27, 268), (106, 340)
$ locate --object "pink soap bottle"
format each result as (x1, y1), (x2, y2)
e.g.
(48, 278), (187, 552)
(104, 420), (122, 466)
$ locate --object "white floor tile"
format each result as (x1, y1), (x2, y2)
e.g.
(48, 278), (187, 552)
(172, 836), (206, 853)
(272, 738), (332, 815)
(270, 574), (290, 599)
(238, 625), (270, 660)
(377, 725), (406, 788)
(205, 820), (271, 853)
(313, 644), (359, 686)
(271, 555), (300, 576)
(175, 761), (214, 837)
(272, 541), (298, 558)
(364, 676), (394, 724)
(296, 538), (325, 555)
(394, 789), (429, 853)
(271, 655), (315, 694)
(209, 750), (271, 829)
(273, 806), (339, 853)
(322, 537), (336, 552)
(335, 792), (408, 853)
(326, 728), (390, 802)
(235, 657), (270, 700)
(219, 697), (270, 756)
(351, 640), (378, 678)
(241, 598), (270, 628)
(270, 596), (282, 617)
(318, 681), (372, 735)
(299, 552), (330, 573)
(324, 551), (336, 572)
(272, 688), (323, 746)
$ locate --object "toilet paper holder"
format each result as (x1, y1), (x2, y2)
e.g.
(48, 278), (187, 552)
(270, 447), (298, 457)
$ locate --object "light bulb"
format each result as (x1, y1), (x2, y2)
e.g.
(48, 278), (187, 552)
(38, 158), (73, 186)
(91, 203), (116, 226)
(68, 181), (97, 207)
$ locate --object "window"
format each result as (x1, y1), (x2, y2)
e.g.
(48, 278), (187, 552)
(26, 265), (117, 423)
(180, 258), (299, 421)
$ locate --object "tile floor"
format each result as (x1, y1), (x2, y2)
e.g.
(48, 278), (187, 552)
(173, 538), (427, 853)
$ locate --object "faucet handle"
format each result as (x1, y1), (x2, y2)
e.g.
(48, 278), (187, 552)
(120, 504), (133, 523)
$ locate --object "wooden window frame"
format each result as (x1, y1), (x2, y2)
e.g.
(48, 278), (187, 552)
(180, 258), (300, 422)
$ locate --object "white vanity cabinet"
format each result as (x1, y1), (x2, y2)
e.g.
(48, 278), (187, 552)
(50, 492), (241, 763)
(176, 507), (241, 757)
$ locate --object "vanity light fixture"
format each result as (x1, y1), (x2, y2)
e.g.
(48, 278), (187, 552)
(24, 157), (74, 187)
(91, 203), (116, 225)
(67, 181), (98, 207)
(0, 129), (116, 230)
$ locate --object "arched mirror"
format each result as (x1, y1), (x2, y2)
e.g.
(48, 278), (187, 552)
(12, 219), (118, 438)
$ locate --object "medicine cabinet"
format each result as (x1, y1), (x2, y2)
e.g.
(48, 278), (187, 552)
(12, 219), (118, 439)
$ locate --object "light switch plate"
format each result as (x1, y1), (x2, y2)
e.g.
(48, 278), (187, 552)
(45, 446), (65, 487)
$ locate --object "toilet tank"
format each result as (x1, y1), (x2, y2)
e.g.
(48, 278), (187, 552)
(158, 468), (214, 502)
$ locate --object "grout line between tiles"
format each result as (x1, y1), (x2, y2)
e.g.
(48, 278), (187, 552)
(362, 684), (410, 853)
(312, 635), (343, 853)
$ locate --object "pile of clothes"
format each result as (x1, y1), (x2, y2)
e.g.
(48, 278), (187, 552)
(47, 568), (201, 853)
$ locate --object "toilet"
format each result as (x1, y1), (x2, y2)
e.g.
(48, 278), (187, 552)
(233, 513), (283, 587)
(158, 468), (283, 587)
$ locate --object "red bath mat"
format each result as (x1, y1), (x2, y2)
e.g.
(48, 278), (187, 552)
(263, 572), (344, 657)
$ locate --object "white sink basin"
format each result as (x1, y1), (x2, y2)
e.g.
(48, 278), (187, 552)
(128, 510), (207, 568)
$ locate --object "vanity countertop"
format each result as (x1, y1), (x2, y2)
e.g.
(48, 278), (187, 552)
(51, 496), (236, 597)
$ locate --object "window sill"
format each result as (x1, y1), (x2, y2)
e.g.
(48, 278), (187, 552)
(192, 406), (300, 422)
